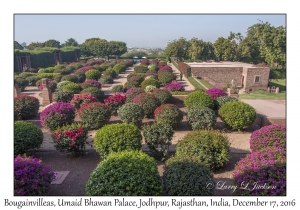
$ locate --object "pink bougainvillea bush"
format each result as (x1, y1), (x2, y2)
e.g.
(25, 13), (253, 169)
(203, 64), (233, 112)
(40, 102), (75, 131)
(51, 123), (88, 156)
(125, 87), (145, 103)
(104, 94), (126, 116)
(250, 124), (286, 152)
(158, 65), (172, 71)
(75, 66), (94, 74)
(233, 147), (286, 196)
(70, 94), (98, 110)
(164, 80), (185, 92)
(141, 59), (150, 65)
(14, 155), (55, 196)
(206, 87), (227, 99)
(14, 95), (39, 120)
(133, 93), (160, 118)
(80, 79), (102, 89)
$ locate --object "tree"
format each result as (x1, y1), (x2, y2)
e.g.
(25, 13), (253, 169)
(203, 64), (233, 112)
(108, 41), (127, 59)
(61, 38), (79, 47)
(25, 42), (44, 50)
(187, 38), (204, 61)
(81, 38), (109, 59)
(164, 37), (190, 60)
(14, 41), (24, 50)
(43, 39), (61, 48)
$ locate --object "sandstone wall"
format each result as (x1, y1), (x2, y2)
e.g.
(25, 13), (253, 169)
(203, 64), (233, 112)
(244, 67), (270, 91)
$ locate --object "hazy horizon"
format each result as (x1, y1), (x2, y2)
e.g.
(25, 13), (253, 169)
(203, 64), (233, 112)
(14, 14), (286, 48)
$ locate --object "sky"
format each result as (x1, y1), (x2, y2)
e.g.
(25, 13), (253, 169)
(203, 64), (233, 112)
(14, 14), (286, 48)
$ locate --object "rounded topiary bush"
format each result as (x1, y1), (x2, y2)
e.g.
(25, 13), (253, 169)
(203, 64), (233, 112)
(15, 78), (28, 92)
(78, 102), (111, 130)
(164, 80), (185, 92)
(53, 74), (63, 83)
(61, 75), (78, 83)
(94, 123), (142, 158)
(141, 78), (160, 90)
(233, 147), (286, 196)
(206, 87), (227, 99)
(145, 85), (157, 92)
(74, 72), (86, 83)
(80, 79), (102, 89)
(186, 106), (216, 130)
(125, 87), (145, 103)
(62, 82), (81, 94)
(148, 64), (158, 72)
(162, 156), (215, 196)
(129, 75), (144, 86)
(127, 72), (145, 82)
(154, 104), (183, 129)
(158, 71), (176, 86)
(112, 85), (125, 93)
(100, 75), (114, 84)
(57, 80), (72, 91)
(250, 124), (286, 152)
(123, 81), (139, 90)
(14, 155), (55, 196)
(104, 94), (126, 116)
(103, 67), (117, 78)
(176, 130), (230, 171)
(218, 101), (256, 130)
(215, 96), (238, 110)
(143, 123), (174, 161)
(60, 68), (73, 75)
(134, 64), (148, 73)
(14, 95), (39, 120)
(53, 91), (74, 103)
(184, 90), (214, 109)
(14, 121), (43, 156)
(85, 150), (162, 196)
(118, 103), (144, 127)
(40, 102), (75, 131)
(70, 94), (98, 110)
(133, 93), (160, 118)
(81, 87), (104, 102)
(85, 69), (101, 80)
(151, 89), (172, 105)
(25, 76), (38, 86)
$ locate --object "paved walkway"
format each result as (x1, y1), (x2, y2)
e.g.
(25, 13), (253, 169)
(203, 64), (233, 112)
(168, 63), (195, 91)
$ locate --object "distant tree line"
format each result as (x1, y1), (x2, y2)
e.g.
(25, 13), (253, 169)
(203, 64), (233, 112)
(164, 21), (286, 68)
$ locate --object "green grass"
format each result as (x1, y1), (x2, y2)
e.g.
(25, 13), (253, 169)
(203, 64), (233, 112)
(187, 77), (206, 90)
(197, 78), (213, 88)
(239, 79), (286, 100)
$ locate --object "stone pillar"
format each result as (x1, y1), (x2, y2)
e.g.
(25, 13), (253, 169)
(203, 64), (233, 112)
(267, 87), (270, 92)
(14, 79), (21, 97)
(41, 78), (52, 106)
(275, 87), (280, 93)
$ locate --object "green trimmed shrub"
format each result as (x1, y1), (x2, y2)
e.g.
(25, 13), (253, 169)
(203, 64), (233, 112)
(215, 96), (238, 110)
(151, 89), (172, 105)
(162, 156), (215, 196)
(85, 69), (101, 80)
(145, 75), (155, 80)
(125, 87), (145, 103)
(94, 123), (142, 158)
(186, 106), (216, 130)
(218, 101), (256, 130)
(62, 82), (81, 94)
(184, 90), (214, 109)
(53, 74), (63, 83)
(134, 64), (148, 73)
(78, 102), (111, 130)
(133, 93), (160, 118)
(51, 123), (88, 156)
(19, 72), (35, 79)
(141, 78), (160, 90)
(154, 104), (183, 130)
(99, 63), (108, 71)
(176, 130), (230, 171)
(36, 73), (58, 80)
(65, 65), (76, 72)
(70, 94), (98, 110)
(25, 76), (38, 86)
(74, 73), (86, 83)
(59, 68), (73, 75)
(61, 75), (79, 83)
(127, 72), (146, 82)
(158, 71), (176, 86)
(118, 103), (144, 127)
(81, 87), (104, 102)
(14, 121), (43, 156)
(103, 67), (117, 78)
(129, 75), (144, 86)
(143, 123), (174, 161)
(53, 91), (74, 102)
(112, 85), (125, 93)
(14, 95), (39, 120)
(85, 150), (162, 196)
(145, 85), (157, 92)
(123, 81), (139, 90)
(57, 80), (72, 91)
(100, 75), (114, 84)
(148, 64), (158, 72)
(113, 64), (125, 74)
(15, 78), (28, 91)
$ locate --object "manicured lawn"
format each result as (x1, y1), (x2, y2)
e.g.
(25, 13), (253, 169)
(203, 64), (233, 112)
(197, 78), (213, 88)
(187, 77), (206, 90)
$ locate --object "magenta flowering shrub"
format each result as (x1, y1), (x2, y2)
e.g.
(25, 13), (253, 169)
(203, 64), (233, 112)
(51, 123), (88, 156)
(158, 69), (173, 75)
(87, 59), (103, 65)
(159, 65), (172, 71)
(133, 93), (160, 118)
(233, 147), (286, 196)
(80, 79), (102, 89)
(206, 88), (227, 99)
(14, 155), (55, 196)
(146, 72), (158, 78)
(75, 66), (93, 74)
(125, 87), (145, 103)
(250, 125), (286, 152)
(70, 94), (98, 110)
(158, 63), (166, 69)
(164, 80), (185, 91)
(104, 94), (126, 116)
(40, 102), (75, 130)
(141, 59), (150, 65)
(150, 59), (159, 65)
(14, 95), (39, 120)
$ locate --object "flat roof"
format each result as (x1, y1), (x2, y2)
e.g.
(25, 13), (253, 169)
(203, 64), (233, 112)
(185, 61), (262, 68)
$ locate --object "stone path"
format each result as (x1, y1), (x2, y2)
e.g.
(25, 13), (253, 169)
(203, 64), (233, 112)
(168, 62), (195, 91)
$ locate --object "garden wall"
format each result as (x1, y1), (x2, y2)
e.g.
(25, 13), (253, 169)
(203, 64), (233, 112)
(243, 67), (270, 91)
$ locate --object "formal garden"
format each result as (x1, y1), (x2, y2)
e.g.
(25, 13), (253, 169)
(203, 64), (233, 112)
(14, 58), (286, 196)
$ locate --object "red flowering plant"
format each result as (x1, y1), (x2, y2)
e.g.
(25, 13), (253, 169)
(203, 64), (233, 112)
(206, 87), (227, 99)
(158, 63), (166, 69)
(70, 94), (98, 110)
(164, 80), (185, 92)
(75, 66), (94, 74)
(150, 59), (159, 65)
(104, 94), (126, 116)
(133, 93), (160, 118)
(159, 65), (172, 71)
(141, 59), (150, 65)
(125, 87), (145, 103)
(51, 123), (88, 156)
(14, 155), (55, 196)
